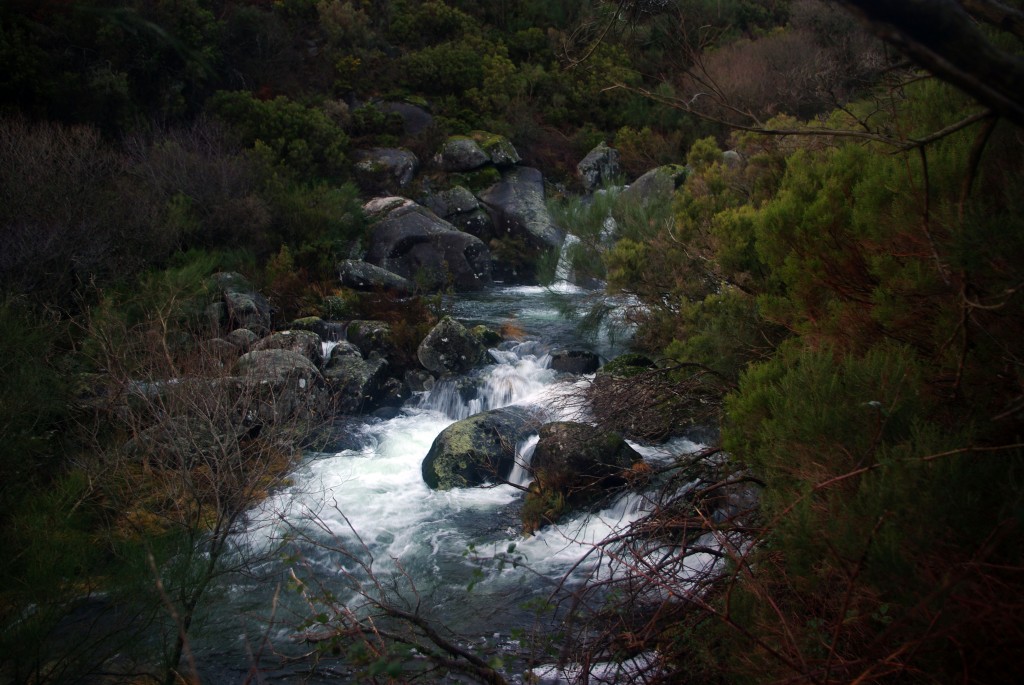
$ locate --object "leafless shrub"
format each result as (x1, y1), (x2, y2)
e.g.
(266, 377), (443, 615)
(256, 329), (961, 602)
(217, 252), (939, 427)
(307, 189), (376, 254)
(70, 293), (330, 684)
(0, 116), (157, 297)
(684, 1), (888, 123)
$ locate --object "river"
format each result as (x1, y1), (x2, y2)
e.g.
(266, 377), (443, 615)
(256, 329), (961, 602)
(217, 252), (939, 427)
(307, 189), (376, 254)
(191, 283), (706, 684)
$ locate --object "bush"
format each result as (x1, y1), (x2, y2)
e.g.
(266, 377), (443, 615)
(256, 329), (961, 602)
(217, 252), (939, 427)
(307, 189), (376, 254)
(208, 90), (349, 181)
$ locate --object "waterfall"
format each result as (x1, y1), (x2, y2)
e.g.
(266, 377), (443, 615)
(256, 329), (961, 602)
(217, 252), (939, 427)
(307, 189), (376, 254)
(207, 285), (709, 684)
(416, 341), (555, 420)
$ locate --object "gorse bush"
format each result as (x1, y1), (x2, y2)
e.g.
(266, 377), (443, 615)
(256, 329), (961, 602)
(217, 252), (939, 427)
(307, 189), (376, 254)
(208, 90), (349, 182)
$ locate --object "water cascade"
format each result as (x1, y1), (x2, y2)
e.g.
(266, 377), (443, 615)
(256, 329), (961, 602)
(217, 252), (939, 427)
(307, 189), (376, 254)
(201, 285), (706, 683)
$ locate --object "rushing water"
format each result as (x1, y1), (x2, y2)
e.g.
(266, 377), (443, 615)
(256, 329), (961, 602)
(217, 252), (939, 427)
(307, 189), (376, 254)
(192, 283), (704, 683)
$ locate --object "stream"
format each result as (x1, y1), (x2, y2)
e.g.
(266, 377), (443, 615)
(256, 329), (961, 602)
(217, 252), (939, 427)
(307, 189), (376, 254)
(192, 283), (706, 683)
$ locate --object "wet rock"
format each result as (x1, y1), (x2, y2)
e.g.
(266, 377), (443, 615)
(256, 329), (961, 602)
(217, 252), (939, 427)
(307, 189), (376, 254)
(417, 317), (489, 376)
(523, 422), (643, 533)
(323, 353), (389, 414)
(422, 406), (543, 489)
(550, 349), (600, 374)
(364, 199), (492, 292)
(477, 167), (563, 282)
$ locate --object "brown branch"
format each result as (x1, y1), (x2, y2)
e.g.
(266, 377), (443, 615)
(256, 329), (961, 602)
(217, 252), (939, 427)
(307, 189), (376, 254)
(836, 0), (1024, 127)
(960, 0), (1024, 41)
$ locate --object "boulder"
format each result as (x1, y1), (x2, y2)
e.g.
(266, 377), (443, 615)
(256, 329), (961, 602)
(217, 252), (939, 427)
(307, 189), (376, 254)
(353, 147), (419, 196)
(417, 316), (489, 376)
(365, 200), (492, 291)
(470, 131), (520, 167)
(202, 337), (240, 364)
(438, 135), (490, 172)
(347, 320), (396, 359)
(477, 167), (563, 282)
(379, 101), (434, 136)
(209, 271), (272, 336)
(252, 330), (324, 367)
(550, 349), (601, 375)
(326, 340), (362, 361)
(522, 422), (643, 532)
(722, 149), (744, 168)
(223, 290), (272, 336)
(125, 416), (245, 469)
(422, 186), (496, 242)
(323, 353), (389, 414)
(421, 406), (543, 489)
(577, 142), (621, 193)
(225, 328), (259, 350)
(289, 317), (347, 342)
(405, 369), (435, 392)
(600, 353), (657, 377)
(363, 196), (416, 219)
(235, 349), (330, 423)
(337, 259), (414, 294)
(622, 164), (688, 208)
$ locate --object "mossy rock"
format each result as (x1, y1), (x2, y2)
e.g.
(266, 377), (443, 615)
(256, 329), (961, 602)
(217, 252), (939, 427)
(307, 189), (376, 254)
(421, 406), (542, 489)
(470, 130), (520, 167)
(600, 353), (657, 377)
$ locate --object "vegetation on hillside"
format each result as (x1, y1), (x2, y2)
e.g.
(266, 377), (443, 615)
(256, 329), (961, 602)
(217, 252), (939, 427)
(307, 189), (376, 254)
(2, 0), (1023, 682)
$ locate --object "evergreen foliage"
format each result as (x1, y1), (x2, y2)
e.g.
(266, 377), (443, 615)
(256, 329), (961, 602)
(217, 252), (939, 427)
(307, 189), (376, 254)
(2, 0), (1024, 682)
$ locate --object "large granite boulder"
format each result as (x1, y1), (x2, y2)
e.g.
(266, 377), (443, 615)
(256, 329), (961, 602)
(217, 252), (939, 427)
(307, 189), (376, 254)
(470, 131), (520, 167)
(364, 199), (492, 291)
(477, 167), (563, 282)
(421, 406), (543, 489)
(346, 320), (396, 359)
(577, 142), (621, 193)
(235, 349), (330, 423)
(417, 317), (489, 376)
(379, 101), (434, 136)
(337, 259), (414, 294)
(422, 186), (496, 242)
(622, 164), (688, 207)
(323, 353), (389, 414)
(207, 272), (272, 336)
(550, 349), (601, 375)
(438, 135), (490, 172)
(353, 147), (419, 196)
(522, 422), (643, 533)
(252, 330), (324, 367)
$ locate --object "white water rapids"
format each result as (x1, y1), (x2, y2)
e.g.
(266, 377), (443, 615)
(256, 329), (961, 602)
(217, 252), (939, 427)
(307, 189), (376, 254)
(200, 284), (712, 683)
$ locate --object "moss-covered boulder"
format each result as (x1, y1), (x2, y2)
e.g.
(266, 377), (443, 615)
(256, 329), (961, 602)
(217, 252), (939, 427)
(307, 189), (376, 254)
(347, 320), (395, 359)
(417, 317), (489, 375)
(439, 135), (490, 172)
(470, 130), (520, 167)
(353, 147), (419, 196)
(599, 353), (656, 377)
(422, 406), (542, 489)
(252, 330), (324, 367)
(621, 164), (688, 207)
(522, 421), (643, 533)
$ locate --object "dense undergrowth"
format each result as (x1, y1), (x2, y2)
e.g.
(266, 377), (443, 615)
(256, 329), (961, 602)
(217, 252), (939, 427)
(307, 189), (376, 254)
(2, 0), (1023, 683)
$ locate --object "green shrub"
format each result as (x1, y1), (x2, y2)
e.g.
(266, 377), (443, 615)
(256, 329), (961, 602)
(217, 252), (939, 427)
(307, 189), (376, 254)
(208, 90), (349, 181)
